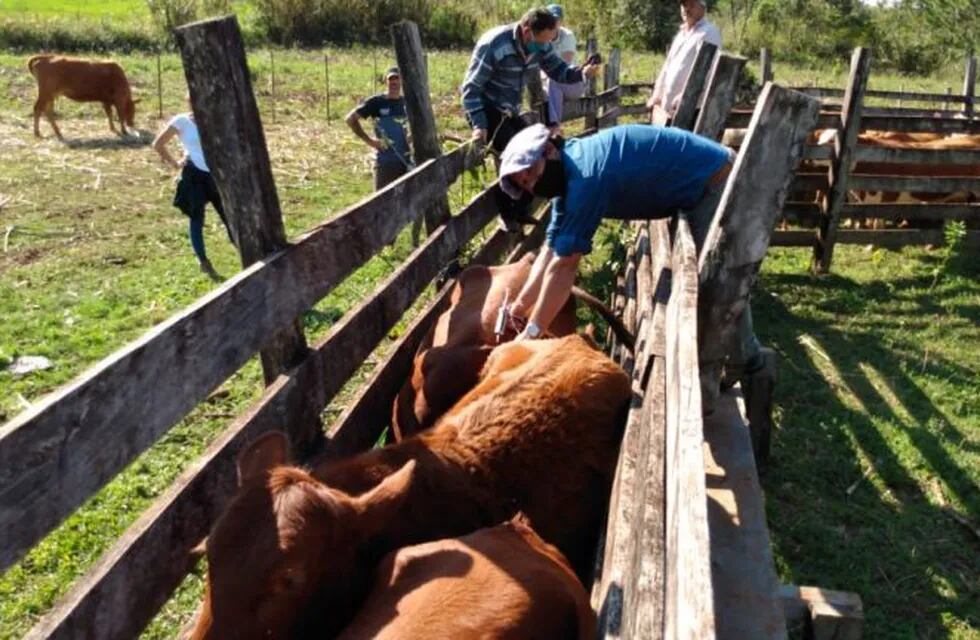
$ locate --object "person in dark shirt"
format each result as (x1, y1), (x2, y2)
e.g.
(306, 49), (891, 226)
(346, 67), (413, 190)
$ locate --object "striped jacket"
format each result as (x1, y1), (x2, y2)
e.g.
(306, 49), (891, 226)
(461, 23), (584, 130)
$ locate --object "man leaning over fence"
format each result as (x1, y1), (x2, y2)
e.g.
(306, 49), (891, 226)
(496, 123), (766, 394)
(461, 7), (600, 232)
(346, 67), (413, 190)
(647, 0), (722, 125)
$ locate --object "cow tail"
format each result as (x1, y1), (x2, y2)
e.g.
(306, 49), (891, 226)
(27, 55), (47, 77)
(571, 286), (635, 352)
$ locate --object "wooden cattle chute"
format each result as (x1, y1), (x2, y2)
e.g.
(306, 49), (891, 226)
(3, 21), (848, 640)
(729, 48), (980, 272)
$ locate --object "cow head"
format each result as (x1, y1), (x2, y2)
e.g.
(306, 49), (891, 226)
(185, 432), (416, 640)
(122, 97), (138, 127)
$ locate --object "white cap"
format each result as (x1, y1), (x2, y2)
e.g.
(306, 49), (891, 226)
(498, 124), (551, 199)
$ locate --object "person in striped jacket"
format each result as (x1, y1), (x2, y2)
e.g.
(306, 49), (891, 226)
(461, 7), (600, 231)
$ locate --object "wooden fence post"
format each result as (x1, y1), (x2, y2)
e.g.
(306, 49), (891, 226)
(694, 53), (748, 141)
(174, 16), (320, 454)
(760, 48), (773, 84)
(585, 37), (599, 130)
(698, 84), (820, 397)
(963, 54), (976, 118)
(672, 42), (718, 131)
(812, 47), (871, 273)
(391, 21), (450, 233)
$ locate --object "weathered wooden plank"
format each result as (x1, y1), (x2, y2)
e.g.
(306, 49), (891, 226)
(648, 219), (673, 360)
(848, 174), (980, 193)
(771, 230), (816, 246)
(621, 102), (652, 117)
(673, 42), (718, 131)
(392, 20), (450, 232)
(760, 49), (773, 84)
(839, 203), (980, 221)
(664, 217), (715, 640)
(604, 48), (622, 93)
(963, 54), (976, 118)
(836, 229), (980, 249)
(695, 54), (748, 141)
(704, 389), (786, 639)
(0, 147), (465, 573)
(852, 145), (980, 165)
(175, 17), (312, 399)
(25, 181), (503, 639)
(803, 144), (833, 160)
(791, 85), (967, 103)
(726, 109), (838, 129)
(813, 48), (871, 273)
(699, 85), (820, 371)
(859, 114), (980, 134)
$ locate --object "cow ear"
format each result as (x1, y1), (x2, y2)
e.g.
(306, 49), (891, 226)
(237, 431), (289, 486)
(353, 460), (417, 537)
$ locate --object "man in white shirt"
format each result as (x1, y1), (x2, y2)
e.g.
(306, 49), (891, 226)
(647, 0), (722, 124)
(540, 4), (585, 126)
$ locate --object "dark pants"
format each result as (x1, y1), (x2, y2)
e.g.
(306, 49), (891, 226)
(375, 161), (409, 190)
(481, 104), (531, 156)
(173, 162), (232, 262)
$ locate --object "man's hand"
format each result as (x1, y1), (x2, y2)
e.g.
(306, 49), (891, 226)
(582, 63), (600, 79)
(646, 95), (662, 110)
(472, 127), (488, 143)
(368, 138), (387, 151)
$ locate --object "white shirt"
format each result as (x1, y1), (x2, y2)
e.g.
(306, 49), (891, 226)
(552, 27), (577, 63)
(167, 113), (209, 172)
(651, 18), (722, 114)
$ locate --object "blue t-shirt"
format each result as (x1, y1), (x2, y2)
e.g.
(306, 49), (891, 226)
(356, 95), (411, 168)
(546, 124), (731, 256)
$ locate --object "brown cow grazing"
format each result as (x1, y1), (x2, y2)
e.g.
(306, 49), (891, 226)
(28, 54), (138, 140)
(187, 334), (630, 640)
(393, 252), (633, 439)
(338, 515), (596, 640)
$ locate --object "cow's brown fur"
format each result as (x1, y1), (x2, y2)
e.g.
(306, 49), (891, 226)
(187, 335), (630, 640)
(337, 515), (597, 640)
(28, 54), (137, 139)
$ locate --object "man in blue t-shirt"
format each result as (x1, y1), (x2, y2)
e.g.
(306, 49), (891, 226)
(498, 123), (762, 376)
(346, 67), (413, 190)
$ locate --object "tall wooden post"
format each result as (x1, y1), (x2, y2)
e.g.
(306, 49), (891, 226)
(391, 21), (450, 233)
(964, 54), (976, 118)
(760, 48), (773, 84)
(698, 84), (820, 407)
(672, 42), (718, 131)
(585, 36), (599, 130)
(174, 17), (320, 455)
(603, 48), (622, 127)
(812, 47), (871, 273)
(694, 53), (747, 141)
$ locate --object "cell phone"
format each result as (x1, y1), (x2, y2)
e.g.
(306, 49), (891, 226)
(587, 53), (602, 66)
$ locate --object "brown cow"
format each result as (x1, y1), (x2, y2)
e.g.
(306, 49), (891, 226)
(337, 515), (596, 640)
(392, 252), (633, 439)
(28, 54), (138, 140)
(186, 334), (630, 639)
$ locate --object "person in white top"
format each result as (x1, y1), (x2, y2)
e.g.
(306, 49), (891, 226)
(540, 4), (585, 127)
(647, 0), (722, 124)
(153, 108), (233, 281)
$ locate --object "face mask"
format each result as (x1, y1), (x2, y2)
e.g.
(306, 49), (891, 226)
(533, 158), (567, 199)
(526, 41), (543, 55)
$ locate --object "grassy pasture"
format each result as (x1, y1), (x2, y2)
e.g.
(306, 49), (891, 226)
(0, 37), (977, 640)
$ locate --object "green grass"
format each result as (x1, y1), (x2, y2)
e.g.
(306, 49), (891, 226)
(757, 245), (980, 639)
(0, 38), (977, 639)
(0, 0), (147, 18)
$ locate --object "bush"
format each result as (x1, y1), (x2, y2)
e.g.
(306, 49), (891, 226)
(0, 16), (160, 53)
(424, 5), (477, 49)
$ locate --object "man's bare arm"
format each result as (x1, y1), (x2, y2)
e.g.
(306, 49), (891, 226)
(345, 109), (382, 150)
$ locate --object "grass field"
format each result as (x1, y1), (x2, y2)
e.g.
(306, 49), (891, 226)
(0, 32), (978, 640)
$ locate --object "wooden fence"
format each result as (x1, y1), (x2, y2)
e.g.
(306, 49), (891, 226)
(2, 20), (853, 640)
(729, 48), (980, 272)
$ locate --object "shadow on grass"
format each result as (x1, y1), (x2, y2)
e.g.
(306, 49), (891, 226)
(755, 269), (979, 638)
(63, 130), (152, 149)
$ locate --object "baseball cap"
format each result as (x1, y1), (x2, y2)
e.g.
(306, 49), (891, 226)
(498, 124), (551, 200)
(546, 4), (564, 19)
(384, 67), (400, 80)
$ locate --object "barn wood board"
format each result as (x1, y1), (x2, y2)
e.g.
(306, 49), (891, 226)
(698, 84), (821, 364)
(847, 174), (980, 194)
(24, 171), (502, 640)
(663, 218), (716, 640)
(852, 146), (980, 165)
(791, 173), (831, 191)
(672, 42), (717, 131)
(694, 54), (749, 141)
(840, 203), (980, 221)
(726, 109), (838, 130)
(0, 145), (472, 573)
(703, 390), (786, 639)
(836, 229), (980, 248)
(781, 203), (823, 226)
(860, 115), (980, 134)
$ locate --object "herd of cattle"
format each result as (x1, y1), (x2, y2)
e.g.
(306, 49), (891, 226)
(186, 258), (634, 639)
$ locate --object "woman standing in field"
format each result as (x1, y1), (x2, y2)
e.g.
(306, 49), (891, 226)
(152, 108), (233, 281)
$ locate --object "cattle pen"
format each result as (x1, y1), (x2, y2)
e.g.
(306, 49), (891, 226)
(0, 16), (899, 639)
